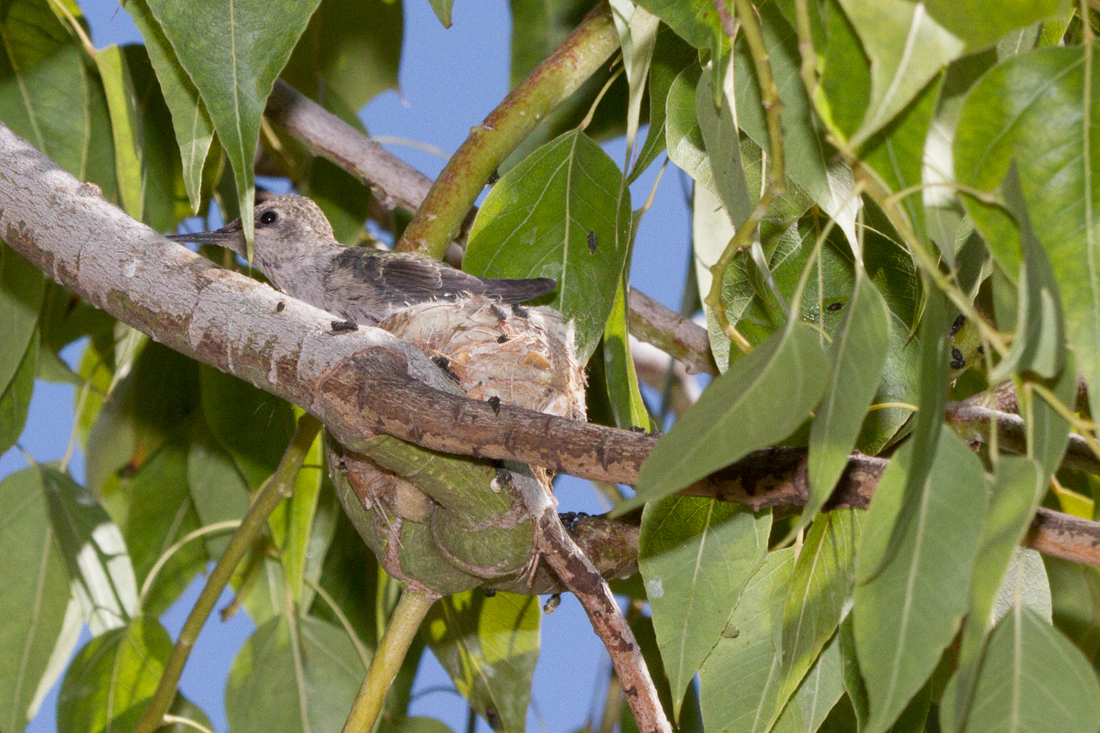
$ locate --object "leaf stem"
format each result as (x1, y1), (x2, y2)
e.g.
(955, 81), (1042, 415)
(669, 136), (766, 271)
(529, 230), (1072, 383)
(396, 2), (621, 259)
(133, 414), (323, 733)
(341, 588), (437, 733)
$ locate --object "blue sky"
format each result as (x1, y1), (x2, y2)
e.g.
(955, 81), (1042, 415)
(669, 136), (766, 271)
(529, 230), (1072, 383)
(9, 2), (693, 731)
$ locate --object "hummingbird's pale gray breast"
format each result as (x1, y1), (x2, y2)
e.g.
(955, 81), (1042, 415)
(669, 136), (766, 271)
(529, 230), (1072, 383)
(169, 194), (557, 324)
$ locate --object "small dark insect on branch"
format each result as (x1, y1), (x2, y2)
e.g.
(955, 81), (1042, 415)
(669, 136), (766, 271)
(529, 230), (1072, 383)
(587, 229), (598, 253)
(331, 320), (358, 332)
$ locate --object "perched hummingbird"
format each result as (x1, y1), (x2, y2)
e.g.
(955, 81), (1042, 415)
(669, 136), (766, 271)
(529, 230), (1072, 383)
(169, 194), (557, 324)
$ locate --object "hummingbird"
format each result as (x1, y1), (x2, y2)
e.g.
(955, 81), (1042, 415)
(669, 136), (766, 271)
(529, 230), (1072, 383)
(168, 194), (557, 325)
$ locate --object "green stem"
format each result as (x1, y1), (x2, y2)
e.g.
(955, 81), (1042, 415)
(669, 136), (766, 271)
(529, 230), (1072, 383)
(134, 414), (323, 733)
(341, 588), (437, 733)
(396, 2), (620, 259)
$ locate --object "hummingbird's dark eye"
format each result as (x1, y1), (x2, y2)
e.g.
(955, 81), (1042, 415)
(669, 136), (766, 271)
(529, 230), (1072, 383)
(259, 210), (278, 225)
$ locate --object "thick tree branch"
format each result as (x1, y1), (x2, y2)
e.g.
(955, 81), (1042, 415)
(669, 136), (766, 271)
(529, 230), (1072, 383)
(264, 81), (717, 376)
(3, 120), (1100, 575)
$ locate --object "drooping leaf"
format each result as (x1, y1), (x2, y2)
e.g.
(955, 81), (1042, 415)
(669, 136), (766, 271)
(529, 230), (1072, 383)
(610, 0), (660, 153)
(225, 615), (367, 733)
(0, 242), (45, 397)
(186, 415), (251, 558)
(282, 0), (403, 116)
(124, 0), (214, 214)
(603, 275), (655, 431)
(625, 322), (828, 509)
(0, 329), (37, 457)
(465, 130), (632, 362)
(924, 0), (1070, 52)
(634, 0), (725, 53)
(426, 0), (452, 27)
(40, 465), (140, 635)
(277, 430), (329, 603)
(853, 431), (985, 733)
(801, 276), (890, 528)
(0, 468), (73, 733)
(695, 63), (752, 228)
(639, 496), (770, 719)
(949, 607), (1100, 733)
(95, 45), (147, 221)
(423, 591), (540, 733)
(629, 24), (697, 182)
(773, 511), (861, 727)
(143, 0), (322, 249)
(56, 617), (172, 733)
(665, 63), (718, 193)
(1021, 350), (1075, 481)
(818, 0), (871, 141)
(837, 0), (965, 148)
(954, 47), (1100, 418)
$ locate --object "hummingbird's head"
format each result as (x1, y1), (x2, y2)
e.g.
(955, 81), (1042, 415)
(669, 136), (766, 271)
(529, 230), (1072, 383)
(168, 194), (336, 273)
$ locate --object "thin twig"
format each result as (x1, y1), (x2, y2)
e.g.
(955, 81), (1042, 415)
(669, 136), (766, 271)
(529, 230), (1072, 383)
(342, 588), (437, 733)
(133, 415), (322, 733)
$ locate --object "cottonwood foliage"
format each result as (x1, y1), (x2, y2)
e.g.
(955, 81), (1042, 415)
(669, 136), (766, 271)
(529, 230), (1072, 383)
(2, 0), (1100, 731)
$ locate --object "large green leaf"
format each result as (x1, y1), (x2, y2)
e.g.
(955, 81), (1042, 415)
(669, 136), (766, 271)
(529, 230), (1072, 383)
(837, 0), (965, 148)
(465, 130), (632, 362)
(954, 47), (1100, 416)
(124, 0), (214, 214)
(0, 0), (91, 179)
(0, 243), (45, 397)
(57, 617), (172, 733)
(124, 437), (206, 617)
(0, 468), (74, 733)
(423, 591), (540, 733)
(282, 0), (402, 116)
(665, 64), (716, 193)
(695, 64), (752, 228)
(634, 0), (724, 52)
(95, 45), (146, 221)
(610, 0), (660, 154)
(627, 323), (827, 508)
(951, 607), (1100, 733)
(773, 511), (860, 728)
(143, 0), (322, 248)
(225, 615), (367, 733)
(629, 24), (697, 182)
(602, 275), (655, 431)
(924, 0), (1070, 52)
(853, 431), (985, 733)
(186, 415), (250, 556)
(946, 456), (1046, 733)
(802, 277), (890, 527)
(40, 466), (140, 635)
(639, 496), (770, 719)
(277, 431), (329, 603)
(0, 329), (37, 457)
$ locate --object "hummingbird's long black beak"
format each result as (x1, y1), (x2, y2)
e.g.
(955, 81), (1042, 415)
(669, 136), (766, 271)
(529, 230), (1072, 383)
(167, 219), (245, 254)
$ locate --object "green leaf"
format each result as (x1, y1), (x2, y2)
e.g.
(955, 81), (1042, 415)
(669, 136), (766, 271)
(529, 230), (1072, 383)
(199, 365), (296, 490)
(1021, 350), (1075, 481)
(1045, 555), (1100, 663)
(95, 45), (146, 221)
(186, 415), (250, 556)
(307, 509), (378, 649)
(634, 0), (725, 52)
(124, 437), (206, 617)
(629, 24), (697, 182)
(465, 130), (632, 362)
(802, 277), (890, 528)
(603, 276), (655, 430)
(946, 456), (1046, 733)
(954, 47), (1100, 417)
(818, 0), (871, 141)
(853, 431), (986, 733)
(0, 329), (37, 457)
(143, 0), (322, 249)
(0, 0), (91, 179)
(610, 0), (660, 153)
(837, 0), (965, 148)
(57, 617), (173, 733)
(627, 322), (828, 509)
(697, 548), (794, 733)
(426, 0), (452, 27)
(226, 615), (367, 733)
(954, 607), (1100, 733)
(838, 615), (869, 730)
(124, 0), (215, 214)
(924, 0), (1070, 52)
(638, 496), (770, 719)
(990, 163), (1065, 381)
(620, 605), (705, 733)
(773, 511), (861, 728)
(0, 468), (75, 733)
(423, 591), (540, 733)
(0, 242), (45, 396)
(278, 430), (328, 602)
(792, 634), (846, 733)
(696, 63), (752, 227)
(733, 3), (859, 245)
(862, 285), (951, 580)
(282, 0), (403, 115)
(665, 63), (717, 193)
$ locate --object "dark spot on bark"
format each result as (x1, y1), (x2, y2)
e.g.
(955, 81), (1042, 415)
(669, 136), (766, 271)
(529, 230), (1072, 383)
(511, 303), (528, 318)
(630, 425), (647, 433)
(950, 314), (966, 337)
(489, 303), (506, 321)
(432, 355), (460, 383)
(484, 588), (497, 597)
(497, 333), (509, 343)
(495, 466), (512, 485)
(951, 347), (965, 369)
(331, 320), (358, 332)
(276, 301), (285, 312)
(487, 395), (501, 414)
(977, 345), (985, 355)
(587, 229), (597, 253)
(337, 459), (348, 471)
(826, 301), (843, 312)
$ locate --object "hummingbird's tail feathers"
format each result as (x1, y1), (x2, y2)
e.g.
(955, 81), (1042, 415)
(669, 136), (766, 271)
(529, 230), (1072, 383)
(480, 277), (558, 304)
